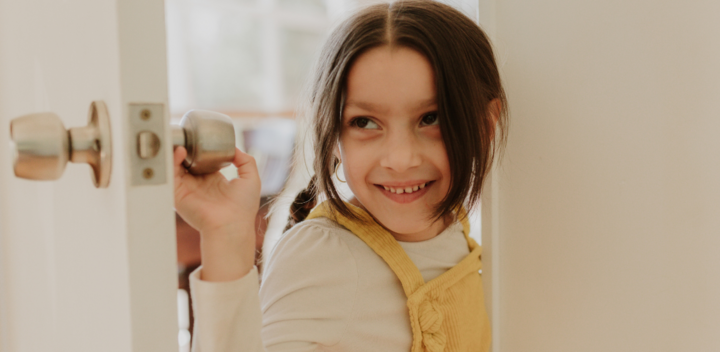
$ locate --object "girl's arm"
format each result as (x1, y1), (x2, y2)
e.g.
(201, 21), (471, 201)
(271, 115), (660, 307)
(174, 147), (355, 351)
(190, 266), (264, 351)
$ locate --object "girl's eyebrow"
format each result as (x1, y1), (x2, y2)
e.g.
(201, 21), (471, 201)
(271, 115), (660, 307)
(344, 100), (389, 113)
(344, 97), (437, 113)
(411, 97), (438, 110)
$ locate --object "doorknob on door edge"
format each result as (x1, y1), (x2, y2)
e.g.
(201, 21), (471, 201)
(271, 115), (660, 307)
(171, 110), (236, 175)
(9, 105), (235, 188)
(9, 101), (112, 188)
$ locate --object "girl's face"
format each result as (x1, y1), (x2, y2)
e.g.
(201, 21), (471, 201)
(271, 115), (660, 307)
(337, 46), (452, 241)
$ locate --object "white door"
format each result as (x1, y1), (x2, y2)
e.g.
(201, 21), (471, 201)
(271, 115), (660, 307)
(483, 0), (720, 351)
(0, 0), (178, 351)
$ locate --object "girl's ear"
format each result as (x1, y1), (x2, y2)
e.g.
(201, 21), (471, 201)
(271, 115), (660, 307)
(488, 98), (502, 139)
(333, 144), (342, 163)
(488, 98), (502, 127)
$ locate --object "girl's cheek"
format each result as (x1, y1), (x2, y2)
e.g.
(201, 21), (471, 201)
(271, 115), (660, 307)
(422, 126), (443, 141)
(341, 139), (371, 169)
(346, 128), (381, 142)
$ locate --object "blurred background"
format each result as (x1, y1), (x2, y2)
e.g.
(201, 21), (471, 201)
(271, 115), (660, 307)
(165, 0), (481, 349)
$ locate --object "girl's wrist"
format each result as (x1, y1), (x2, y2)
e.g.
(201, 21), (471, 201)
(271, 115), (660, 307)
(199, 225), (257, 282)
(199, 217), (254, 239)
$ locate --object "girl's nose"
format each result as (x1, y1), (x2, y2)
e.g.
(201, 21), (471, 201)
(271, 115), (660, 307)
(379, 132), (422, 173)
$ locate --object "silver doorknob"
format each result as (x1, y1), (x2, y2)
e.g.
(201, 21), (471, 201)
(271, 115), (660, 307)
(10, 101), (112, 188)
(172, 110), (236, 175)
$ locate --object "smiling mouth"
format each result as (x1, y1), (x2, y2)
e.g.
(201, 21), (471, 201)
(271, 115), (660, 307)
(376, 181), (434, 195)
(373, 181), (435, 204)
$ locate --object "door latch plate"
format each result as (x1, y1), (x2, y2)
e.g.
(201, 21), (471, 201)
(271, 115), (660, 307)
(129, 103), (167, 186)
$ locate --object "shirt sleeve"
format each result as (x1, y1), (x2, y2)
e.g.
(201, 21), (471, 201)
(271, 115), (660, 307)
(189, 220), (358, 352)
(189, 265), (264, 352)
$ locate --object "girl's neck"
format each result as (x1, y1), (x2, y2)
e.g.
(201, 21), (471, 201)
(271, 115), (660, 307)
(347, 197), (454, 242)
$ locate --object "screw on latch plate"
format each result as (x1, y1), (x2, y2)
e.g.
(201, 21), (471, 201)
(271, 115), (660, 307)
(140, 109), (152, 121)
(142, 168), (154, 179)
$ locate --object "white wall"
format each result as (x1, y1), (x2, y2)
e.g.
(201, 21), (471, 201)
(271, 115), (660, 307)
(491, 0), (720, 351)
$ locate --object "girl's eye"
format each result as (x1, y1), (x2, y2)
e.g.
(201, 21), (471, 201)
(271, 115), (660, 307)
(350, 117), (379, 129)
(420, 113), (439, 126)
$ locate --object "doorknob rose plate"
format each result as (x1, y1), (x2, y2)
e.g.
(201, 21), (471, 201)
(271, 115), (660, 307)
(9, 101), (113, 188)
(85, 101), (112, 188)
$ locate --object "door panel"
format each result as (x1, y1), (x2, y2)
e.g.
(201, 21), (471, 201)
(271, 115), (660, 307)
(0, 0), (177, 351)
(491, 1), (720, 351)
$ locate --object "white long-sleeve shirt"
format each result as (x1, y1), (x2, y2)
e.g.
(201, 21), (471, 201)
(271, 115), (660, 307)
(189, 216), (470, 352)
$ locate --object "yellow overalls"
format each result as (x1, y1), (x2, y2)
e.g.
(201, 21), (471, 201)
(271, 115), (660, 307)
(307, 201), (491, 352)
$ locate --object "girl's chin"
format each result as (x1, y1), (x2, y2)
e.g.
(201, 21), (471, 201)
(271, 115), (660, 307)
(348, 196), (438, 235)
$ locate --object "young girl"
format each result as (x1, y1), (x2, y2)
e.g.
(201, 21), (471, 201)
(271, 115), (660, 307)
(173, 1), (507, 351)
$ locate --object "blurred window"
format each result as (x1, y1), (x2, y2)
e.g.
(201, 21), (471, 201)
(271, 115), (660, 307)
(165, 0), (355, 118)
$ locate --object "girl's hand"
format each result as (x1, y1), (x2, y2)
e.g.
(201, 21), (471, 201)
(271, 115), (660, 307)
(173, 146), (261, 234)
(173, 146), (261, 281)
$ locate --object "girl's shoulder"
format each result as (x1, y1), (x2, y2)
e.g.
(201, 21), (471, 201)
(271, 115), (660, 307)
(280, 216), (372, 250)
(261, 216), (385, 287)
(291, 216), (348, 233)
(263, 217), (361, 275)
(275, 216), (357, 251)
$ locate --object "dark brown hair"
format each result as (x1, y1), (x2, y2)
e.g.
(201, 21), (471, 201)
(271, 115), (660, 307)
(286, 0), (508, 230)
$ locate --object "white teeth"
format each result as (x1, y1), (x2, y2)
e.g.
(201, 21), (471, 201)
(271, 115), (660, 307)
(383, 182), (430, 194)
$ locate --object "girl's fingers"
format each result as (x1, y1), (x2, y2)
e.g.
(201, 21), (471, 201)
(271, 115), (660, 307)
(233, 148), (259, 180)
(174, 146), (187, 167)
(174, 147), (192, 190)
(174, 147), (189, 179)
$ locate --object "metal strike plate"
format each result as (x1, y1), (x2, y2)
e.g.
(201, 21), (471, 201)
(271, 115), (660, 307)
(129, 103), (167, 186)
